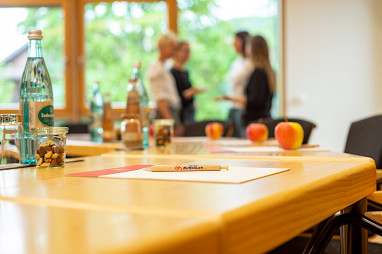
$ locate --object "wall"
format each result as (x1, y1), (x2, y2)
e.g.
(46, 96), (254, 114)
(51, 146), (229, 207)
(285, 0), (382, 152)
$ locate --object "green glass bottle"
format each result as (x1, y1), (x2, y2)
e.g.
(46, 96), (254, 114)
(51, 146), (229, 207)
(132, 62), (149, 147)
(89, 82), (103, 142)
(20, 30), (54, 164)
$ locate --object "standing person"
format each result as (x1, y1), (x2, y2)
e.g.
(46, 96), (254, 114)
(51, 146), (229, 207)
(147, 32), (182, 126)
(222, 35), (275, 127)
(170, 41), (203, 125)
(226, 31), (254, 137)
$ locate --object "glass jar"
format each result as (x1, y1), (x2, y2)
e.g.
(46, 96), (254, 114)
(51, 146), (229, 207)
(154, 119), (174, 147)
(32, 127), (68, 168)
(0, 114), (23, 166)
(121, 114), (142, 149)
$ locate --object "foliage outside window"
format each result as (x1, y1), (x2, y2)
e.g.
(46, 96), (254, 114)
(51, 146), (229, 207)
(84, 2), (167, 108)
(0, 0), (281, 122)
(177, 0), (280, 120)
(0, 7), (65, 109)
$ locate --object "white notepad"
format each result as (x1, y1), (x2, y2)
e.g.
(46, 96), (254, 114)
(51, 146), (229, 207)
(100, 166), (289, 184)
(204, 139), (253, 146)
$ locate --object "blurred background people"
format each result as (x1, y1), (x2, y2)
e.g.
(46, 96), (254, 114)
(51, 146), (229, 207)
(243, 35), (275, 125)
(171, 41), (204, 125)
(147, 32), (182, 126)
(226, 31), (253, 137)
(222, 35), (275, 128)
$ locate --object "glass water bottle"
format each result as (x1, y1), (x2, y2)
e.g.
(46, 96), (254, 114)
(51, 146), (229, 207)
(132, 62), (149, 147)
(20, 30), (54, 164)
(89, 82), (103, 142)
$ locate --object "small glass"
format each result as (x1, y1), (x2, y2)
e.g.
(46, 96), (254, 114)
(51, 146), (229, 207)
(0, 114), (23, 166)
(121, 114), (143, 149)
(32, 127), (69, 168)
(154, 119), (174, 147)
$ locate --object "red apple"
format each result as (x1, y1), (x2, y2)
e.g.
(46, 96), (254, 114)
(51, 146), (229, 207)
(275, 122), (304, 150)
(205, 122), (224, 140)
(246, 123), (268, 142)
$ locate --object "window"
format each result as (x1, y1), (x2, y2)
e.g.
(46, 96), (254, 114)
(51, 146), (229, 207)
(0, 6), (65, 110)
(84, 1), (168, 108)
(178, 0), (282, 120)
(0, 0), (284, 122)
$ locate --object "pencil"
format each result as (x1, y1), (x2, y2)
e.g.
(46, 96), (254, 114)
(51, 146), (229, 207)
(143, 165), (229, 172)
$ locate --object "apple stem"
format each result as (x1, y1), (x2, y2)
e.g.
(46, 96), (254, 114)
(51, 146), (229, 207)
(258, 118), (263, 123)
(284, 117), (288, 122)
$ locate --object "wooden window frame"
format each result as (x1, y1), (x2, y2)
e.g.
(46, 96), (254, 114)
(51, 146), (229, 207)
(0, 0), (71, 118)
(77, 0), (177, 120)
(0, 0), (285, 120)
(0, 0), (177, 121)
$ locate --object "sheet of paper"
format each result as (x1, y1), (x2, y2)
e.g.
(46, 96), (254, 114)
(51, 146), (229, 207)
(204, 139), (280, 147)
(100, 166), (289, 184)
(210, 146), (328, 153)
(204, 139), (252, 146)
(173, 137), (209, 143)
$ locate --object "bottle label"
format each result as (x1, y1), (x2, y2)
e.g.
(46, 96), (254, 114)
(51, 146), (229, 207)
(29, 101), (54, 130)
(89, 113), (102, 129)
(123, 132), (140, 141)
(38, 105), (54, 126)
(126, 91), (140, 114)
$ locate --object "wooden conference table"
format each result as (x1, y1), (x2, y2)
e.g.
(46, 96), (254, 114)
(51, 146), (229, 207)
(0, 137), (377, 253)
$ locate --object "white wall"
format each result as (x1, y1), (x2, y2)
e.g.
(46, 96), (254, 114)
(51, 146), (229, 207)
(285, 0), (382, 152)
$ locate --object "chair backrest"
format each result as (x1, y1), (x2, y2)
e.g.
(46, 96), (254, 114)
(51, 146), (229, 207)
(61, 122), (89, 134)
(257, 118), (317, 144)
(344, 115), (382, 169)
(183, 120), (233, 137)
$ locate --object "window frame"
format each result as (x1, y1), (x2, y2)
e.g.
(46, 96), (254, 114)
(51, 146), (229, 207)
(0, 0), (285, 120)
(0, 0), (70, 117)
(78, 0), (177, 119)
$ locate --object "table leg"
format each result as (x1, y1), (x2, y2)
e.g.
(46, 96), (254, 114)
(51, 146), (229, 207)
(340, 197), (368, 254)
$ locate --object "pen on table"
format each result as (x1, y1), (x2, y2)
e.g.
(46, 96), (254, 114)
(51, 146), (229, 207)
(143, 165), (229, 172)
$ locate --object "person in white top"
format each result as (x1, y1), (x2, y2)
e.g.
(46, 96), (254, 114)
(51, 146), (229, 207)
(147, 32), (182, 125)
(223, 31), (253, 137)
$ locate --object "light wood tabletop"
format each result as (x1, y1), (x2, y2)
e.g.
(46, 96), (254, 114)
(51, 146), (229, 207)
(0, 154), (376, 253)
(0, 200), (221, 254)
(67, 135), (361, 162)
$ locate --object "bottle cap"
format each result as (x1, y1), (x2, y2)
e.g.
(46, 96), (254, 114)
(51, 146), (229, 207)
(28, 30), (43, 40)
(128, 79), (137, 83)
(133, 62), (141, 68)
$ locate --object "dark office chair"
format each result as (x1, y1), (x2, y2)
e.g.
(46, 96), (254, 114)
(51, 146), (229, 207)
(344, 115), (382, 171)
(60, 122), (89, 134)
(303, 115), (382, 254)
(183, 120), (233, 137)
(254, 118), (316, 144)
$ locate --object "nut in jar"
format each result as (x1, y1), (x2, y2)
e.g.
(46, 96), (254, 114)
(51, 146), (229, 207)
(32, 127), (68, 168)
(154, 119), (174, 147)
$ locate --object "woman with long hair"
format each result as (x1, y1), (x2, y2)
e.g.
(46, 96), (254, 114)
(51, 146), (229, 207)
(223, 35), (275, 126)
(225, 31), (254, 137)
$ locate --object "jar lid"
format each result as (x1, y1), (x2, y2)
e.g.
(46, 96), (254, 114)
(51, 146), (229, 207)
(31, 127), (69, 135)
(28, 30), (43, 40)
(0, 114), (23, 124)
